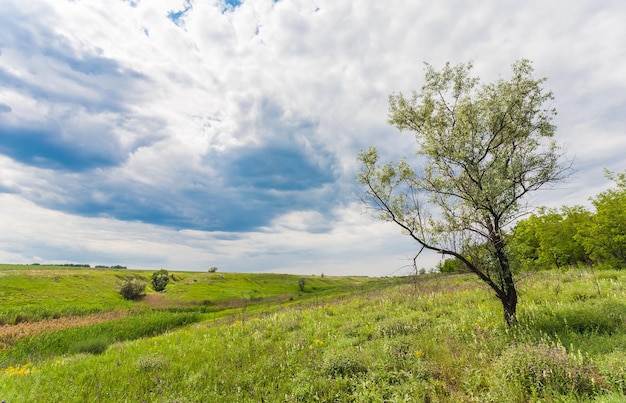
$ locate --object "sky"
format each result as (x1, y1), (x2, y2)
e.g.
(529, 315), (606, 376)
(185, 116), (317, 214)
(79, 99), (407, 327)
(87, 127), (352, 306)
(0, 0), (624, 276)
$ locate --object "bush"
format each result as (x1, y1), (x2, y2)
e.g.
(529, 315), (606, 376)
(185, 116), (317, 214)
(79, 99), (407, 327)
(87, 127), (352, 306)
(68, 337), (109, 355)
(208, 266), (218, 273)
(322, 350), (368, 377)
(298, 277), (306, 292)
(494, 342), (603, 399)
(119, 279), (146, 300)
(151, 269), (170, 292)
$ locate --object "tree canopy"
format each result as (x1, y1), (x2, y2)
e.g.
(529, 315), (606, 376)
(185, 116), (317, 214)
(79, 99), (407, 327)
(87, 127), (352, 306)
(358, 59), (571, 325)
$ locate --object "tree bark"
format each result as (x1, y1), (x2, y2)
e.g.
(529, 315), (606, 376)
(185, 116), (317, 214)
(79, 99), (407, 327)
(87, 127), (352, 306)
(492, 231), (518, 326)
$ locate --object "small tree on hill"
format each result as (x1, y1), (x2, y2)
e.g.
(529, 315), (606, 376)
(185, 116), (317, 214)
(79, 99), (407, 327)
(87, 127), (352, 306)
(358, 60), (571, 326)
(151, 269), (170, 292)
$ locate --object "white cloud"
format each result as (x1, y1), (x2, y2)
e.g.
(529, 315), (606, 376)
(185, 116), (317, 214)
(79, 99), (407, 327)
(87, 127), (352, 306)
(0, 0), (625, 275)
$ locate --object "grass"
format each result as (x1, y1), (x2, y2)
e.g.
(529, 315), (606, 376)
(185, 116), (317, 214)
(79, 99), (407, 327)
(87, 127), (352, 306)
(0, 265), (142, 324)
(0, 312), (202, 367)
(0, 265), (389, 324)
(1, 266), (625, 401)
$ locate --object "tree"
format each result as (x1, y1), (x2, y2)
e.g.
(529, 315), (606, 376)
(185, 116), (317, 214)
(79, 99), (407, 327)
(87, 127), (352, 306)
(357, 60), (571, 325)
(509, 206), (591, 270)
(151, 269), (170, 292)
(577, 170), (626, 269)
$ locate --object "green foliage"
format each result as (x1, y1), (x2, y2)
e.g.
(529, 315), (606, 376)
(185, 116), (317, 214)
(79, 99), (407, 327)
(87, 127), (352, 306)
(510, 206), (592, 270)
(119, 279), (146, 300)
(509, 170), (626, 272)
(297, 277), (306, 291)
(437, 257), (464, 273)
(150, 269), (170, 292)
(577, 170), (626, 269)
(208, 266), (218, 273)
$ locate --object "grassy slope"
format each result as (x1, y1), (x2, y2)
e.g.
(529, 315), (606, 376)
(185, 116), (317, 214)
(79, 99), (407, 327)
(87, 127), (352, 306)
(0, 265), (139, 323)
(0, 264), (389, 324)
(1, 267), (625, 402)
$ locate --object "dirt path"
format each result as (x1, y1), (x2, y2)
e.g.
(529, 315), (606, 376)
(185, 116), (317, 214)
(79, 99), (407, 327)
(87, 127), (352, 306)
(0, 311), (130, 349)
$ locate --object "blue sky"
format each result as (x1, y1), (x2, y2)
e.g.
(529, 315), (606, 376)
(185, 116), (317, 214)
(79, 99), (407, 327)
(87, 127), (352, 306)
(0, 0), (625, 276)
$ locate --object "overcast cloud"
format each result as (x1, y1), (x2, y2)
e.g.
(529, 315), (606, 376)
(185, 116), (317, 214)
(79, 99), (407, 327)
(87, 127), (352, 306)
(0, 0), (624, 276)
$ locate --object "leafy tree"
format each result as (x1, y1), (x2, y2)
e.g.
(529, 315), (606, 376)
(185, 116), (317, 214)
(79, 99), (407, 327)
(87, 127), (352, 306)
(510, 206), (591, 270)
(437, 257), (465, 274)
(357, 60), (571, 325)
(577, 170), (626, 269)
(151, 269), (170, 292)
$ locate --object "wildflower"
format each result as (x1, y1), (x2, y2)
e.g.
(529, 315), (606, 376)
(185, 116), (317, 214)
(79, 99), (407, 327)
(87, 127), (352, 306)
(314, 339), (324, 346)
(414, 351), (423, 358)
(4, 363), (33, 377)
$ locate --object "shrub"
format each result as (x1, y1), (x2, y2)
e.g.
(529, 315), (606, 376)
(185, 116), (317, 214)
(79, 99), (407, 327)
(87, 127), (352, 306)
(119, 279), (146, 300)
(151, 269), (170, 292)
(208, 266), (218, 273)
(298, 277), (306, 292)
(322, 350), (368, 377)
(494, 342), (603, 399)
(68, 337), (109, 355)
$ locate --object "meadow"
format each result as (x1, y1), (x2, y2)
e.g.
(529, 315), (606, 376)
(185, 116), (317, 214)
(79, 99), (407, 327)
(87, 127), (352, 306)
(1, 265), (625, 402)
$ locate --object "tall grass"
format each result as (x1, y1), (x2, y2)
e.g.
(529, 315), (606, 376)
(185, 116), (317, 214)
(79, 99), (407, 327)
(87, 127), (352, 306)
(0, 312), (202, 367)
(1, 268), (625, 402)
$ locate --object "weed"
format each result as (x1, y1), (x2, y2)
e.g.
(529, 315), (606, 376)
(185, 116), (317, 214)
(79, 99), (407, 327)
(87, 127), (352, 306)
(494, 342), (604, 399)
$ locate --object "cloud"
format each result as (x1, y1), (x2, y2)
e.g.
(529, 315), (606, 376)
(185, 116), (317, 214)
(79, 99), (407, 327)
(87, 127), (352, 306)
(0, 0), (625, 275)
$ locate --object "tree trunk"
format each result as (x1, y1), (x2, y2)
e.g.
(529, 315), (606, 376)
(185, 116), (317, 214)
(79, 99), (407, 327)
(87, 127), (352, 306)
(502, 284), (518, 326)
(492, 230), (519, 326)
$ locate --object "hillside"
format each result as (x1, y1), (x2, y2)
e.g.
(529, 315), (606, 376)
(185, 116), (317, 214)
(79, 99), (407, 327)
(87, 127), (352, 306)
(0, 264), (393, 325)
(1, 266), (625, 401)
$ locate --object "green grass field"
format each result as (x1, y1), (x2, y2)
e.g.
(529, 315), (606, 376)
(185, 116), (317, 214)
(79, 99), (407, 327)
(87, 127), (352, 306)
(1, 265), (625, 402)
(0, 264), (390, 325)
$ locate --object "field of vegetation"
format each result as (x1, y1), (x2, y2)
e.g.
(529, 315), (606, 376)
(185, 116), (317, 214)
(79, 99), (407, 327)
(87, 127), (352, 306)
(1, 264), (625, 402)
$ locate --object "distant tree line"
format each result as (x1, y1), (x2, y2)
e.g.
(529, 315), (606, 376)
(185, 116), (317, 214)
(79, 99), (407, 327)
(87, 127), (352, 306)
(95, 265), (128, 270)
(438, 170), (626, 273)
(30, 263), (127, 269)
